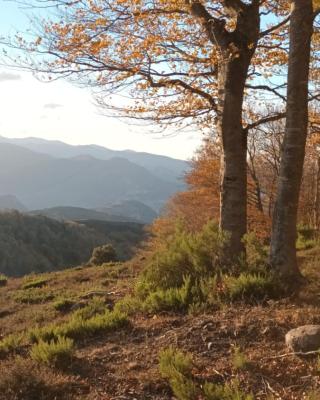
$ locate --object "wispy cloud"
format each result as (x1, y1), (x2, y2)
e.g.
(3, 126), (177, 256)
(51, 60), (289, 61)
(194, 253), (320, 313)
(44, 103), (63, 109)
(0, 72), (21, 83)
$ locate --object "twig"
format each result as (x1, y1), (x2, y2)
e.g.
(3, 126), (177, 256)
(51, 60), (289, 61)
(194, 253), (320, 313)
(264, 350), (320, 359)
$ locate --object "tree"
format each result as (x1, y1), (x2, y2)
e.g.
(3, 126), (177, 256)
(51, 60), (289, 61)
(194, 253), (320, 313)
(8, 0), (291, 260)
(269, 0), (315, 280)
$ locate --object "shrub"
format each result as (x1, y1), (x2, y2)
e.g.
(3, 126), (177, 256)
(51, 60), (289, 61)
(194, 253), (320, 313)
(0, 333), (24, 356)
(113, 295), (142, 315)
(223, 273), (276, 302)
(143, 275), (219, 314)
(13, 288), (54, 304)
(0, 274), (8, 287)
(22, 277), (49, 290)
(231, 347), (249, 371)
(159, 348), (253, 400)
(159, 347), (198, 400)
(30, 336), (74, 368)
(72, 297), (107, 320)
(139, 221), (227, 292)
(29, 309), (129, 343)
(203, 380), (253, 400)
(89, 244), (117, 265)
(296, 226), (318, 250)
(241, 232), (268, 273)
(53, 298), (75, 312)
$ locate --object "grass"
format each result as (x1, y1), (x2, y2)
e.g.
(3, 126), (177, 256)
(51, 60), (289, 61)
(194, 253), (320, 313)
(30, 336), (74, 368)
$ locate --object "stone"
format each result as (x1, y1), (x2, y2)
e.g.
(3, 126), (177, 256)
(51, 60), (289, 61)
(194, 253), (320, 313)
(285, 325), (320, 352)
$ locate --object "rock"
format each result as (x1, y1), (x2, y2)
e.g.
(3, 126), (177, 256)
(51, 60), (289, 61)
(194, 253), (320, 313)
(285, 325), (320, 352)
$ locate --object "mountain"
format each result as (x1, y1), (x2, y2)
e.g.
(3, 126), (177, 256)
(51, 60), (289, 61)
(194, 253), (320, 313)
(29, 206), (137, 223)
(0, 195), (27, 211)
(97, 200), (158, 224)
(0, 136), (188, 184)
(0, 143), (182, 211)
(0, 211), (145, 277)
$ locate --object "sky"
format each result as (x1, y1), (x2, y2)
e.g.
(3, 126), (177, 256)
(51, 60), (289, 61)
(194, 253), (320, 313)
(0, 1), (203, 160)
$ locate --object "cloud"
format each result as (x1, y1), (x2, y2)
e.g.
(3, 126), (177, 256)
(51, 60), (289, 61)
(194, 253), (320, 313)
(0, 72), (21, 83)
(44, 103), (64, 109)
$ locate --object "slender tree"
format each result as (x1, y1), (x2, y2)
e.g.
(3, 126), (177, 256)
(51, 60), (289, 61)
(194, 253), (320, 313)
(270, 0), (315, 280)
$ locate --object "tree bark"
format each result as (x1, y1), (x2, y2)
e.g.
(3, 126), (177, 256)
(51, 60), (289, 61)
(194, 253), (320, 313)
(269, 0), (313, 280)
(218, 55), (251, 256)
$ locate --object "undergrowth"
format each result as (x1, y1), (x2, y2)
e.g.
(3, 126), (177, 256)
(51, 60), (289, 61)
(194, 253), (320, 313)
(159, 347), (253, 400)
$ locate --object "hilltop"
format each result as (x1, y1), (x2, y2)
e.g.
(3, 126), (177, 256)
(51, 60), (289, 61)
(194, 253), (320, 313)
(1, 247), (320, 399)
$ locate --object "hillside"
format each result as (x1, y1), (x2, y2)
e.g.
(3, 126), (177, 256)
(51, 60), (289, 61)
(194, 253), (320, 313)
(0, 248), (320, 399)
(0, 143), (182, 211)
(29, 206), (137, 223)
(0, 212), (145, 277)
(97, 200), (158, 223)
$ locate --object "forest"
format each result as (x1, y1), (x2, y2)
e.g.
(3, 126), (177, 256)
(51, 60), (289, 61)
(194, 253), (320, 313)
(1, 1), (320, 399)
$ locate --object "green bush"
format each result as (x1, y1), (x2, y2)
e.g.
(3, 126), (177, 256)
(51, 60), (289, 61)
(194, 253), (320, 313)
(223, 273), (276, 302)
(159, 348), (252, 400)
(139, 221), (227, 292)
(30, 336), (74, 368)
(296, 225), (318, 250)
(159, 347), (198, 400)
(113, 295), (142, 315)
(231, 347), (249, 371)
(13, 288), (54, 304)
(89, 244), (117, 265)
(53, 298), (75, 312)
(203, 380), (253, 400)
(241, 232), (268, 273)
(72, 297), (107, 320)
(29, 309), (128, 343)
(0, 274), (8, 287)
(22, 277), (49, 290)
(0, 333), (24, 356)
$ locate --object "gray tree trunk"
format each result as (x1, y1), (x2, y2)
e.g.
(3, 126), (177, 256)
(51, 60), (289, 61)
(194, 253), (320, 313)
(270, 0), (313, 280)
(218, 56), (250, 257)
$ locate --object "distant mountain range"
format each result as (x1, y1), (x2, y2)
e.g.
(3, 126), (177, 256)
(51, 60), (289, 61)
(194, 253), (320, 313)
(29, 201), (157, 224)
(0, 136), (188, 219)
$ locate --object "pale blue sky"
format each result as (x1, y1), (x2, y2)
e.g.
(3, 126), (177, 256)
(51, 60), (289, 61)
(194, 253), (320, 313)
(0, 1), (202, 160)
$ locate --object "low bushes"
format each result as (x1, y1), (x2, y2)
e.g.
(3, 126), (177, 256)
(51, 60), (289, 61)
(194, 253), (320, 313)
(29, 308), (128, 343)
(159, 347), (253, 400)
(22, 277), (49, 290)
(30, 336), (74, 368)
(13, 288), (54, 304)
(132, 221), (280, 314)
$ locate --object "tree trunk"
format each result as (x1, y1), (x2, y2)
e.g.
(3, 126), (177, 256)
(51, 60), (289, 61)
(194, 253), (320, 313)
(219, 55), (251, 257)
(269, 0), (313, 280)
(313, 155), (320, 229)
